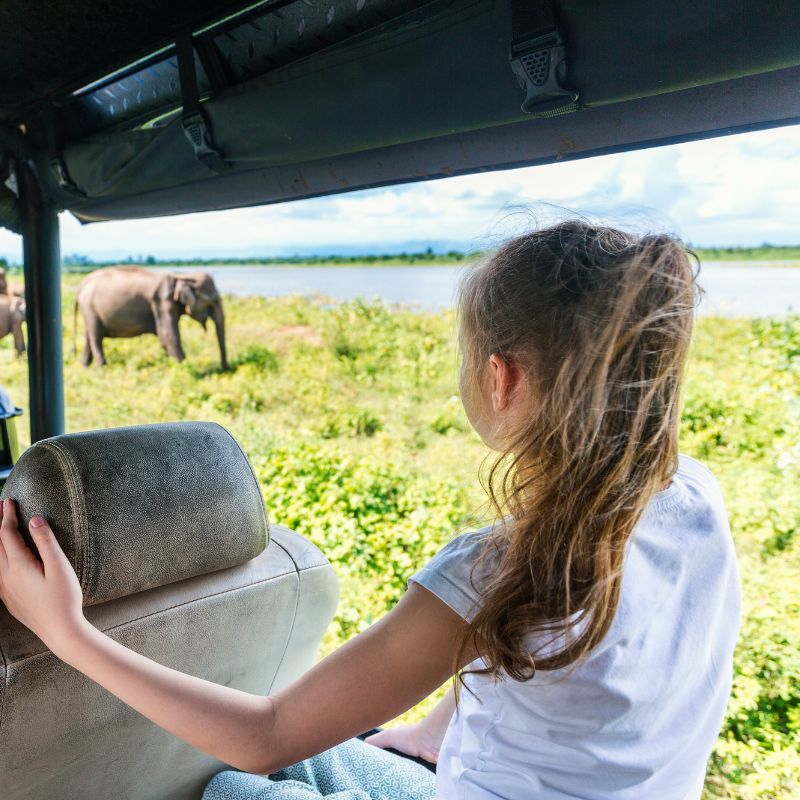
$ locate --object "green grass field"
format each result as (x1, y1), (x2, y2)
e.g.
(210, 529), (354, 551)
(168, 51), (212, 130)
(1, 274), (797, 798)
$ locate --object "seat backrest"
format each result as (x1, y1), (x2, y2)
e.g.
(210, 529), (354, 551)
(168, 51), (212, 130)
(0, 422), (338, 800)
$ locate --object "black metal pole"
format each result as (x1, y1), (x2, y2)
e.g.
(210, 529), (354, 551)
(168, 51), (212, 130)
(18, 163), (65, 442)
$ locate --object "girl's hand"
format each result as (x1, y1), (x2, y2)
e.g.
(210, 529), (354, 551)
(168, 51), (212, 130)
(0, 498), (87, 655)
(365, 722), (443, 764)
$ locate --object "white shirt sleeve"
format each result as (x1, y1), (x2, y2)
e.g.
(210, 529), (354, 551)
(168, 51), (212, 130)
(408, 525), (496, 622)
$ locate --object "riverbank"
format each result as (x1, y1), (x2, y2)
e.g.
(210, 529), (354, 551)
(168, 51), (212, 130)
(52, 263), (800, 318)
(3, 245), (800, 272)
(5, 264), (799, 316)
(54, 256), (800, 271)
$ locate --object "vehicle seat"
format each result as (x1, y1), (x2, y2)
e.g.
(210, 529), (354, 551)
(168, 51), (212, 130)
(0, 421), (338, 800)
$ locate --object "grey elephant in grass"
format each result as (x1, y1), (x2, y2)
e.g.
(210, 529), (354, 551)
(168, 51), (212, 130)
(0, 294), (25, 356)
(73, 266), (228, 370)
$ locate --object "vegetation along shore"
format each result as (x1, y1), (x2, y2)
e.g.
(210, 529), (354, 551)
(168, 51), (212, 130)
(1, 245), (800, 272)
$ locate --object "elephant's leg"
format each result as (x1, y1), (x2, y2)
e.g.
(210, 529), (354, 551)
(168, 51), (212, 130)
(157, 314), (186, 362)
(86, 320), (107, 367)
(92, 337), (107, 367)
(81, 333), (94, 366)
(12, 321), (25, 356)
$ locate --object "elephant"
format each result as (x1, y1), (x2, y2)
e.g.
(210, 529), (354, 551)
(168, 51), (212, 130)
(0, 294), (26, 356)
(0, 266), (25, 299)
(73, 266), (228, 370)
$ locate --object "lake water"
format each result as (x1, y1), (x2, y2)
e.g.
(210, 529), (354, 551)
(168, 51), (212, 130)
(165, 262), (800, 317)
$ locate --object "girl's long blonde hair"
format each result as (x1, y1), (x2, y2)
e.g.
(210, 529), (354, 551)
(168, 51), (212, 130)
(456, 220), (700, 681)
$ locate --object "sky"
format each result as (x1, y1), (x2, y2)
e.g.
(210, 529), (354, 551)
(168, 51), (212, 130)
(1, 124), (799, 261)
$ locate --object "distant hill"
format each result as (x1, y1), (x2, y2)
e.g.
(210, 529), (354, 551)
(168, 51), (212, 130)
(62, 245), (800, 268)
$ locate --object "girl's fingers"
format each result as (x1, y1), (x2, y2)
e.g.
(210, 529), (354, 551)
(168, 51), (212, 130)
(0, 501), (6, 567)
(364, 729), (399, 750)
(0, 499), (27, 560)
(0, 497), (12, 527)
(29, 518), (72, 575)
(0, 499), (39, 567)
(1, 497), (17, 531)
(0, 499), (5, 568)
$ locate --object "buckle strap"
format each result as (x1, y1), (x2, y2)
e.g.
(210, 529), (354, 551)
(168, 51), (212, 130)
(49, 155), (86, 198)
(509, 0), (579, 116)
(176, 33), (229, 174)
(182, 109), (229, 173)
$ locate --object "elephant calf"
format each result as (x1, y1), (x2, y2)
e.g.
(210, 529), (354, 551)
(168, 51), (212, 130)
(0, 294), (25, 356)
(74, 266), (228, 370)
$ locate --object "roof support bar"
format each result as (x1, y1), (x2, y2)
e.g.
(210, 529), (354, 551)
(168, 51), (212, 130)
(19, 162), (64, 443)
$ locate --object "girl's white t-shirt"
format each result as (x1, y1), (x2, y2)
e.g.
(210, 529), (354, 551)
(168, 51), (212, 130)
(409, 454), (741, 800)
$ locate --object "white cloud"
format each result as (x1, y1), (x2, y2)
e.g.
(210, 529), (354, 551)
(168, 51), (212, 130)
(1, 124), (799, 260)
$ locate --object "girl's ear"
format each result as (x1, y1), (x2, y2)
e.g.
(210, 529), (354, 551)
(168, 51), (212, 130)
(489, 353), (527, 413)
(488, 353), (511, 412)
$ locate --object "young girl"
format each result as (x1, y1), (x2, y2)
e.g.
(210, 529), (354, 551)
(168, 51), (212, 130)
(0, 221), (741, 799)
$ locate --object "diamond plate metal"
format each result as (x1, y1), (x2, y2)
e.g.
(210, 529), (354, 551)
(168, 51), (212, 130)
(65, 0), (435, 136)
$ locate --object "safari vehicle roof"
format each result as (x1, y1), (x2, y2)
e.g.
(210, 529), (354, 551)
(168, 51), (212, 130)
(2, 0), (799, 224)
(1, 0), (799, 442)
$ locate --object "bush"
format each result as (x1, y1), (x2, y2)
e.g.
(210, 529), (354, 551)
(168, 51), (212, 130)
(252, 442), (477, 642)
(0, 283), (796, 798)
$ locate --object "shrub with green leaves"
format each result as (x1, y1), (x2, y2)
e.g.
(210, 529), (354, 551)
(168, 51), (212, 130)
(252, 442), (476, 642)
(0, 279), (796, 798)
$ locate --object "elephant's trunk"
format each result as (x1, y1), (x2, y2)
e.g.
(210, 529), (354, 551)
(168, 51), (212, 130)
(212, 301), (228, 371)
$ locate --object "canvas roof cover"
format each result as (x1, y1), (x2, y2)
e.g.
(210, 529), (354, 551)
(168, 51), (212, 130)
(1, 0), (799, 227)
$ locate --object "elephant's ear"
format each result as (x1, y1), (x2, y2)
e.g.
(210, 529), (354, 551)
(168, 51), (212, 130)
(173, 279), (197, 306)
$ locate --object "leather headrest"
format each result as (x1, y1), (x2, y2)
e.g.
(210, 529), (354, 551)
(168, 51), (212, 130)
(0, 421), (268, 606)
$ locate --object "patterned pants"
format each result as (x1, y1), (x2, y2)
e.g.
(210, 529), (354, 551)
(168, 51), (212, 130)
(202, 737), (436, 800)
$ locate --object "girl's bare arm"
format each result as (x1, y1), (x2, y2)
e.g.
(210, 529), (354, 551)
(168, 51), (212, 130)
(365, 685), (457, 763)
(0, 499), (468, 775)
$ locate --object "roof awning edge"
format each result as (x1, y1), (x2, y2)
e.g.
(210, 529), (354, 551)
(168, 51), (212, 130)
(66, 65), (800, 223)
